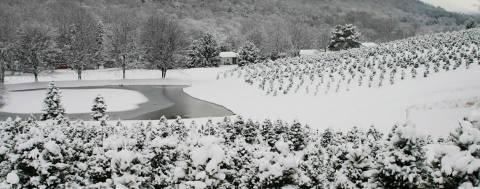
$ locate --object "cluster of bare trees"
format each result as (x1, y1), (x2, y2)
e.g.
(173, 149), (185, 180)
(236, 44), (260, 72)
(0, 1), (189, 82)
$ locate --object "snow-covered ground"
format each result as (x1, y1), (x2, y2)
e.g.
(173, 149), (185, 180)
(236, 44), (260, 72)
(4, 65), (480, 136)
(0, 88), (148, 113)
(185, 66), (480, 136)
(3, 68), (191, 84)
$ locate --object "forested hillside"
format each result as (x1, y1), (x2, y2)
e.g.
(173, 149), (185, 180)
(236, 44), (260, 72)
(0, 0), (476, 56)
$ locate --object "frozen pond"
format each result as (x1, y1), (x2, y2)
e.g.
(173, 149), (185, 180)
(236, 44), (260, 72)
(1, 88), (148, 113)
(0, 85), (234, 120)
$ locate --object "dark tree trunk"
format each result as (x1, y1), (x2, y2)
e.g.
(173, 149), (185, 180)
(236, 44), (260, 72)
(0, 61), (5, 83)
(77, 65), (82, 80)
(33, 71), (38, 82)
(122, 61), (126, 79)
(33, 64), (38, 82)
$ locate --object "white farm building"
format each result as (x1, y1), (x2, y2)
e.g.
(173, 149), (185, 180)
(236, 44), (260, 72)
(219, 52), (238, 65)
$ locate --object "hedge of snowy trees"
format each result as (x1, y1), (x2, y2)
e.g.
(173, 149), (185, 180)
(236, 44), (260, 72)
(221, 28), (480, 96)
(0, 106), (479, 188)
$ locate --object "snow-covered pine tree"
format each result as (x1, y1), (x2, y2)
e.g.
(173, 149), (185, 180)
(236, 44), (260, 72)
(241, 119), (258, 144)
(320, 128), (334, 148)
(91, 95), (108, 125)
(371, 123), (429, 188)
(345, 126), (366, 148)
(366, 125), (384, 156)
(238, 41), (260, 66)
(430, 110), (480, 188)
(288, 120), (307, 151)
(188, 33), (220, 67)
(41, 82), (65, 121)
(334, 146), (373, 189)
(327, 24), (361, 51)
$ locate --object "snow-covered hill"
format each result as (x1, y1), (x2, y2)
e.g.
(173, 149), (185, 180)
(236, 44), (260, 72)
(186, 28), (480, 136)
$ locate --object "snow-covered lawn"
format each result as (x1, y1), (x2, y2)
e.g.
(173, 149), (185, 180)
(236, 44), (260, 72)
(0, 88), (148, 113)
(3, 66), (231, 85)
(4, 65), (480, 136)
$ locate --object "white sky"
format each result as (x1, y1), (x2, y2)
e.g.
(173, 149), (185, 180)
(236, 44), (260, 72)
(421, 0), (480, 14)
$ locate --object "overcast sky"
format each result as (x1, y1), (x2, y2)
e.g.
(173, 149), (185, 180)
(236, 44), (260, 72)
(421, 0), (480, 14)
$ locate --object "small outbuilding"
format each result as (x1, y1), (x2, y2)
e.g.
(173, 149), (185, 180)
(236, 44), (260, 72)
(361, 42), (378, 48)
(219, 52), (238, 65)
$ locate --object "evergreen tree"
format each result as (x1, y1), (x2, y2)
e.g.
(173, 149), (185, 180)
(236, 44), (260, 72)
(91, 95), (108, 123)
(345, 126), (366, 147)
(238, 41), (260, 66)
(188, 33), (219, 67)
(288, 120), (307, 151)
(372, 123), (429, 188)
(335, 146), (373, 189)
(320, 128), (334, 148)
(430, 117), (480, 188)
(241, 119), (258, 144)
(41, 82), (65, 120)
(327, 24), (361, 51)
(466, 20), (476, 29)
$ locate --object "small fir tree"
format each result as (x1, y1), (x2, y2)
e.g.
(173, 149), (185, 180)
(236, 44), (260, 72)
(91, 95), (108, 123)
(372, 123), (429, 188)
(41, 82), (65, 120)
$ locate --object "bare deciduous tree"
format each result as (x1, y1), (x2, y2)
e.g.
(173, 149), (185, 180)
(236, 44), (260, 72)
(108, 9), (140, 79)
(63, 6), (103, 80)
(0, 6), (18, 83)
(140, 14), (186, 78)
(16, 22), (56, 82)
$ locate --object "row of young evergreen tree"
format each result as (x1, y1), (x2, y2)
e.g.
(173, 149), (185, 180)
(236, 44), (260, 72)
(1, 82), (479, 188)
(224, 27), (480, 96)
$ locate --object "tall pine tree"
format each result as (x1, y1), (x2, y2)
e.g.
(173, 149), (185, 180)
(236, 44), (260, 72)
(238, 41), (260, 66)
(188, 33), (219, 67)
(327, 24), (361, 51)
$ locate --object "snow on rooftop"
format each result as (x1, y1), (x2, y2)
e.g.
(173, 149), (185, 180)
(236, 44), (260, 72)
(219, 52), (238, 58)
(361, 42), (378, 47)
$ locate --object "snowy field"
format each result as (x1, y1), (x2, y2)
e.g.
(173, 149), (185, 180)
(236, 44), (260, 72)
(0, 88), (148, 113)
(185, 66), (480, 136)
(4, 65), (480, 136)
